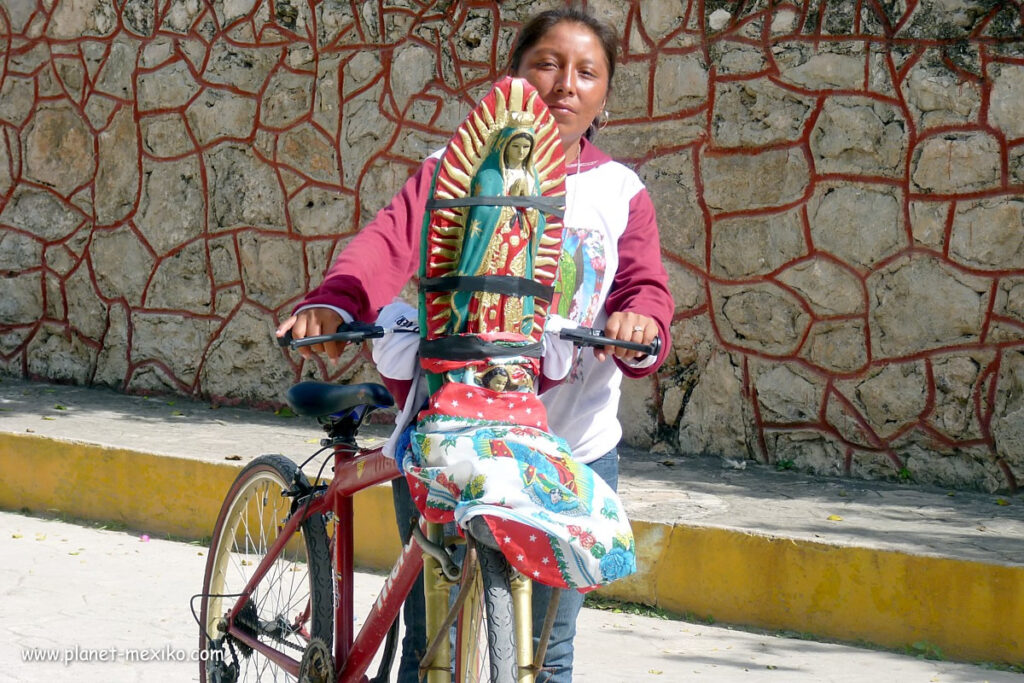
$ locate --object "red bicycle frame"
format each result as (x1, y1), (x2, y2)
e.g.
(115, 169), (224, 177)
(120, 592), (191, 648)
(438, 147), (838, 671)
(222, 439), (425, 681)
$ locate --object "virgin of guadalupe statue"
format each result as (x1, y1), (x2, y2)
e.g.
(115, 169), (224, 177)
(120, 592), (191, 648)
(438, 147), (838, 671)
(409, 78), (636, 593)
(449, 123), (544, 335)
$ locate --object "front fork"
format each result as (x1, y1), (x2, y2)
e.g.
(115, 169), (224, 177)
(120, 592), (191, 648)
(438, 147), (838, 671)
(420, 522), (536, 683)
(423, 522), (452, 683)
(510, 572), (534, 683)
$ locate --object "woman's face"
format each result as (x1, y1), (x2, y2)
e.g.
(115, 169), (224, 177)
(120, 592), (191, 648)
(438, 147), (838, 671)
(514, 21), (610, 159)
(505, 136), (532, 166)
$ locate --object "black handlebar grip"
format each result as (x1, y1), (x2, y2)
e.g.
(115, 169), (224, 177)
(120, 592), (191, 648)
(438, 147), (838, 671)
(558, 327), (661, 357)
(648, 335), (662, 357)
(277, 323), (385, 350)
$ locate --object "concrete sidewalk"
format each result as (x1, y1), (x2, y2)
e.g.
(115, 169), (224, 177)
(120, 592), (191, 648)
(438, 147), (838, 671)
(0, 376), (1022, 670)
(2, 511), (1019, 683)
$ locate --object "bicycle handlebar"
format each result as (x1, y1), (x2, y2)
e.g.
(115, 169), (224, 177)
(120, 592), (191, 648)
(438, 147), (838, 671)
(558, 326), (661, 357)
(277, 322), (385, 350)
(279, 323), (659, 357)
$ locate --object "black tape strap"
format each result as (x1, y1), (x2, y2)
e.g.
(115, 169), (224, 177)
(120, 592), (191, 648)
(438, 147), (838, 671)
(420, 275), (553, 301)
(420, 337), (543, 361)
(426, 195), (565, 218)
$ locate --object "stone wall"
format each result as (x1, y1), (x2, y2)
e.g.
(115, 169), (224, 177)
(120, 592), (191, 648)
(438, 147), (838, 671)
(1, 0), (1023, 492)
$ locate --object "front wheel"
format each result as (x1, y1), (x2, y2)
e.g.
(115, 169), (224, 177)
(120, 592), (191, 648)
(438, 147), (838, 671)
(455, 544), (518, 683)
(198, 454), (333, 681)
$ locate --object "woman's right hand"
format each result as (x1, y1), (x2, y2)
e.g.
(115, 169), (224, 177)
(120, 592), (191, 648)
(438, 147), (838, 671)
(276, 308), (346, 360)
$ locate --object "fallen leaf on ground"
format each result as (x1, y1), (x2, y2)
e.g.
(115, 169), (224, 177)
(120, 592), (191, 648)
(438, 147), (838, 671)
(225, 454), (242, 461)
(827, 514), (843, 522)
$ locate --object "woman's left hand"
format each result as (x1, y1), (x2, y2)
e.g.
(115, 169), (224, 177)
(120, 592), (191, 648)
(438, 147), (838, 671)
(598, 311), (658, 363)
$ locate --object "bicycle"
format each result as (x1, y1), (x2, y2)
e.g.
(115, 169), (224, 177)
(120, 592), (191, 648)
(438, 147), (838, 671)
(195, 323), (659, 683)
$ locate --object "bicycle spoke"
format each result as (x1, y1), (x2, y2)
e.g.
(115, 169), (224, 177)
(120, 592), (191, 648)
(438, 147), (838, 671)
(199, 456), (332, 682)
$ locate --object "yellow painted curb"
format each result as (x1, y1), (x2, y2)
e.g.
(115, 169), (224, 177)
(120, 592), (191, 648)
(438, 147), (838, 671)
(0, 433), (402, 564)
(600, 520), (1024, 665)
(2, 432), (1021, 666)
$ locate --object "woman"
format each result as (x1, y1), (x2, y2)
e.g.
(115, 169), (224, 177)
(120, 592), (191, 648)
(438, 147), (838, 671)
(278, 8), (674, 682)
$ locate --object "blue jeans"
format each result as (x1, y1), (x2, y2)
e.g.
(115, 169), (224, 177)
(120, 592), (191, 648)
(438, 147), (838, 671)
(391, 449), (619, 683)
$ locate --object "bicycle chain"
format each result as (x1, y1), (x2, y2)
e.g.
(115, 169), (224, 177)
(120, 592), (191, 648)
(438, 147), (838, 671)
(233, 605), (308, 655)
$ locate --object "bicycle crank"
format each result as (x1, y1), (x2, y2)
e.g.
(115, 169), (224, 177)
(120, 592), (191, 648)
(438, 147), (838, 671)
(298, 637), (334, 683)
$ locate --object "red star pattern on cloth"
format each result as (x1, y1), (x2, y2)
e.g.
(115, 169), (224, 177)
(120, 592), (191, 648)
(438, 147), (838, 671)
(477, 516), (594, 592)
(418, 382), (550, 431)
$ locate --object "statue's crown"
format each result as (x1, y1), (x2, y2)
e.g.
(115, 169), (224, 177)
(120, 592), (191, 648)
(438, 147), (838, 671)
(508, 111), (536, 128)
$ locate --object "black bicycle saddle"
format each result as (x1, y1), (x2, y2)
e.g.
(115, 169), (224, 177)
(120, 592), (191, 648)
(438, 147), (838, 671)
(285, 381), (394, 418)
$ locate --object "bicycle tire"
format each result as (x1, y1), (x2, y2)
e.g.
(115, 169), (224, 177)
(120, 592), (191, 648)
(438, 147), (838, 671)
(455, 544), (517, 683)
(198, 454), (333, 682)
(455, 558), (486, 683)
(479, 546), (517, 683)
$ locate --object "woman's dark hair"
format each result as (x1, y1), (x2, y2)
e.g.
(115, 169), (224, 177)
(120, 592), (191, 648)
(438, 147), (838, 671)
(507, 8), (618, 139)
